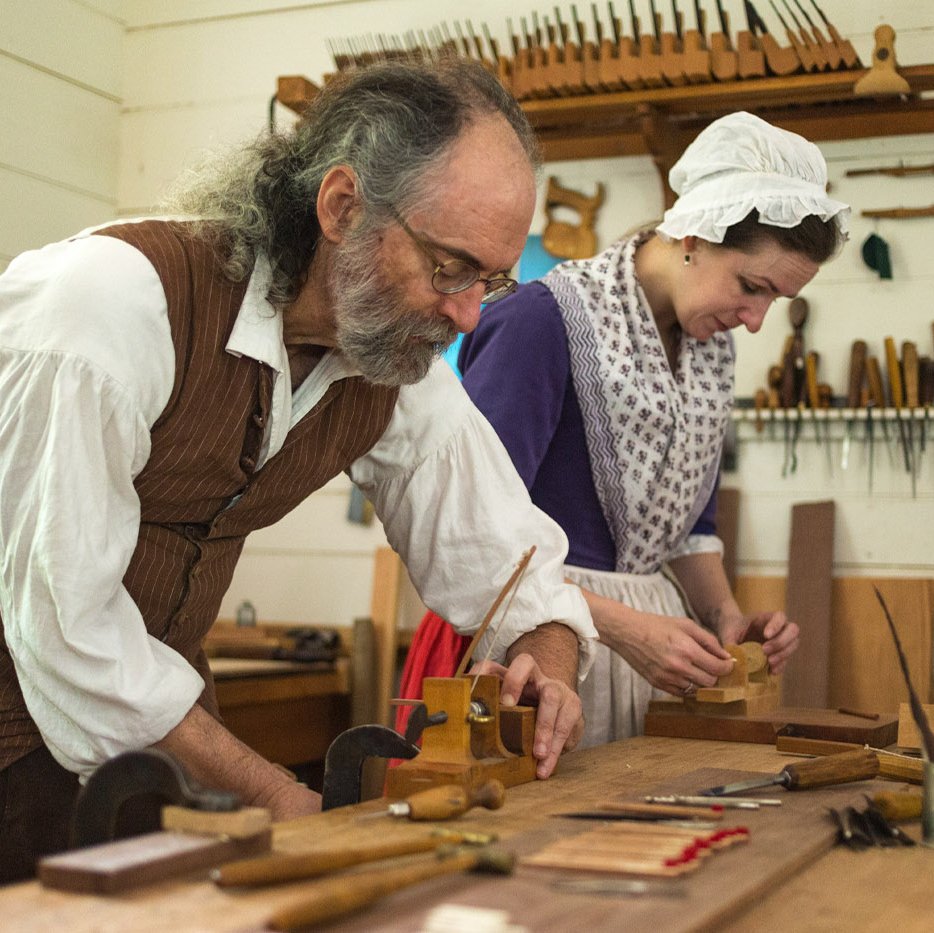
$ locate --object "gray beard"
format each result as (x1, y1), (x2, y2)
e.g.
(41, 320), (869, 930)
(329, 226), (458, 386)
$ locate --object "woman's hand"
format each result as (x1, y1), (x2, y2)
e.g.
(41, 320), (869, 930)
(717, 610), (799, 674)
(594, 599), (735, 697)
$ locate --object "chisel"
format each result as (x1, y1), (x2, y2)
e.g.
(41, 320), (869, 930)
(884, 335), (914, 486)
(841, 339), (866, 470)
(902, 340), (919, 493)
(697, 748), (879, 796)
(362, 780), (506, 820)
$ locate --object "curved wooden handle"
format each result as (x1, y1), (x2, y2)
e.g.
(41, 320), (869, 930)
(406, 780), (506, 820)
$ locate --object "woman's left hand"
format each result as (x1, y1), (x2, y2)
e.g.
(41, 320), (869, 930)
(717, 611), (799, 674)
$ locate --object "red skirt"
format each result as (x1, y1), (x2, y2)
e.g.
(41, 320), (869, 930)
(394, 610), (470, 737)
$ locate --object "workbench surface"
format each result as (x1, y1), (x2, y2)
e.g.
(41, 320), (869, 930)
(2, 736), (927, 932)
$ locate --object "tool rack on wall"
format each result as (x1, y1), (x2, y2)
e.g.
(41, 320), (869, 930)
(276, 38), (934, 207)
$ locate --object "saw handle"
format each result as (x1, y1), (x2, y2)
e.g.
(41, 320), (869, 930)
(405, 780), (506, 820)
(782, 748), (879, 789)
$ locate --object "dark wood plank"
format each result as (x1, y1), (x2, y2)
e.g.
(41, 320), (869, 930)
(782, 501), (835, 708)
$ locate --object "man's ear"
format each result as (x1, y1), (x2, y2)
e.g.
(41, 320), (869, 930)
(316, 165), (360, 244)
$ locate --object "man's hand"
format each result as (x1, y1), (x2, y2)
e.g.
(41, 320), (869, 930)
(470, 654), (583, 780)
(718, 610), (799, 674)
(155, 704), (322, 822)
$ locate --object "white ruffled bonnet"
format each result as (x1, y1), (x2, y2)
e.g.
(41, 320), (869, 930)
(656, 111), (850, 246)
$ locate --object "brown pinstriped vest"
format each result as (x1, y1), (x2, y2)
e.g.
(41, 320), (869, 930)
(0, 221), (399, 771)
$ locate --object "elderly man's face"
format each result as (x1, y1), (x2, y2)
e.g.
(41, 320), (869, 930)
(330, 115), (536, 386)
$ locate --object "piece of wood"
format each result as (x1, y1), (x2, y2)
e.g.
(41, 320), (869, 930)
(38, 828), (272, 894)
(854, 25), (910, 97)
(829, 579), (932, 715)
(897, 701), (934, 753)
(644, 704), (898, 746)
(716, 486), (739, 592)
(782, 501), (835, 708)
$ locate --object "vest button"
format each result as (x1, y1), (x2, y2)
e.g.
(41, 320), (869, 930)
(252, 411), (266, 428)
(240, 455), (256, 472)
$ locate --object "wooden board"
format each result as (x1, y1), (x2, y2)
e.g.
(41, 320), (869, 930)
(782, 501), (835, 708)
(897, 701), (934, 753)
(644, 704), (898, 746)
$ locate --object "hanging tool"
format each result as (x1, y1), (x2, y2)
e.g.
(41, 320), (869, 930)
(212, 828), (497, 888)
(754, 388), (768, 434)
(781, 298), (807, 475)
(807, 0), (860, 66)
(903, 340), (920, 488)
(363, 780), (506, 821)
(919, 355), (934, 454)
(745, 0), (799, 75)
(780, 0), (826, 69)
(697, 748), (879, 796)
(866, 354), (894, 467)
(884, 335), (914, 491)
(841, 339), (866, 470)
(267, 847), (514, 932)
(791, 0), (840, 69)
(805, 350), (833, 473)
(768, 0), (813, 70)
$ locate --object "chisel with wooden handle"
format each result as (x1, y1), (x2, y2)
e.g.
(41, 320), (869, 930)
(884, 335), (913, 478)
(267, 847), (514, 931)
(697, 748), (879, 796)
(902, 340), (919, 495)
(371, 780), (505, 820)
(841, 339), (866, 469)
(211, 828), (495, 887)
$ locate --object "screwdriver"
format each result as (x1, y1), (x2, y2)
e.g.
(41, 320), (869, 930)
(366, 780), (506, 821)
(698, 748), (879, 796)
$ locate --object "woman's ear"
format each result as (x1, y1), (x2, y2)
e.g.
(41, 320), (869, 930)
(682, 235), (699, 256)
(316, 165), (360, 244)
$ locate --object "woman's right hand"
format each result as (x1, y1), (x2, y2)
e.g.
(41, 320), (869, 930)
(581, 589), (734, 696)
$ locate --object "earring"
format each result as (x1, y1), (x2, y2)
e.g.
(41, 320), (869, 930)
(683, 254), (691, 265)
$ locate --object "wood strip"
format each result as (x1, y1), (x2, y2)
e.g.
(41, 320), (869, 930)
(781, 501), (835, 708)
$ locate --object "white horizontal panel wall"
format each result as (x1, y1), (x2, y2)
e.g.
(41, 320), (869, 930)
(0, 0), (121, 270)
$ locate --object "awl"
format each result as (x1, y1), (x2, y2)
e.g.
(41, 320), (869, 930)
(698, 748), (879, 796)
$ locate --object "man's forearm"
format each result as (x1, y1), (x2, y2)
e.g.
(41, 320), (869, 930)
(505, 621), (580, 689)
(153, 703), (321, 820)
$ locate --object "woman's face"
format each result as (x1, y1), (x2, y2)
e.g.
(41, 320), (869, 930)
(676, 237), (821, 341)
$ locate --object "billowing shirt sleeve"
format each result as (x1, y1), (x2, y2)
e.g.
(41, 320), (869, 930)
(349, 359), (598, 674)
(0, 236), (204, 777)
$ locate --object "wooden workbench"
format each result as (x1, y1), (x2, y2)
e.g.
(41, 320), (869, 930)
(2, 736), (928, 931)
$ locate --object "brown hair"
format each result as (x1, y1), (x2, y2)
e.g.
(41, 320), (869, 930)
(719, 209), (841, 264)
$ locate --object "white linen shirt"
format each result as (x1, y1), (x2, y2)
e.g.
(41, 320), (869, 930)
(0, 228), (596, 778)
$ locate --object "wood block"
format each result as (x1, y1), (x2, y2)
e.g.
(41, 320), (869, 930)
(644, 703), (898, 746)
(896, 701), (934, 753)
(161, 805), (270, 839)
(38, 828), (271, 893)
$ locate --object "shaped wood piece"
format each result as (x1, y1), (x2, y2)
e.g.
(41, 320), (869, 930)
(542, 176), (606, 260)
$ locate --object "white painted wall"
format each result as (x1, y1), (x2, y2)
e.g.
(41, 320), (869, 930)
(0, 0), (123, 272)
(2, 1), (932, 627)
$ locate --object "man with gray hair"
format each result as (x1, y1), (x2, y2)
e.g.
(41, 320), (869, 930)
(0, 59), (597, 881)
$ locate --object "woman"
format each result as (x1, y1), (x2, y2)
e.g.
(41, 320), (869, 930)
(398, 111), (849, 748)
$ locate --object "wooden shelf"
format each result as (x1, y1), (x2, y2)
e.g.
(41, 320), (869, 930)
(523, 64), (934, 163)
(276, 62), (934, 204)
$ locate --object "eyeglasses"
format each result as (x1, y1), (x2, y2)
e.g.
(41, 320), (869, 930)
(388, 206), (518, 304)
